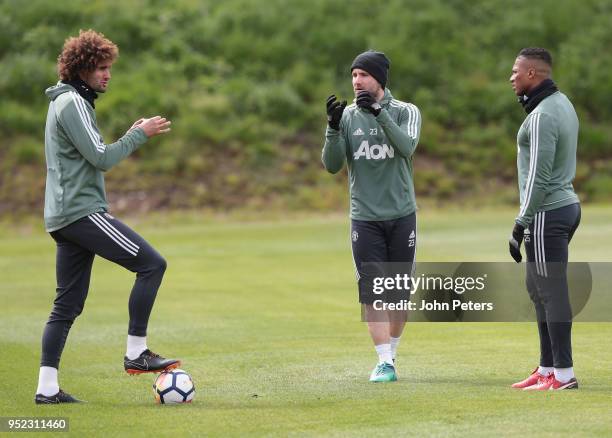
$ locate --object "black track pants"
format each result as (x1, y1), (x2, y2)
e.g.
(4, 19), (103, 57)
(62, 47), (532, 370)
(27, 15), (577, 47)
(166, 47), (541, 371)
(524, 203), (581, 369)
(41, 212), (166, 368)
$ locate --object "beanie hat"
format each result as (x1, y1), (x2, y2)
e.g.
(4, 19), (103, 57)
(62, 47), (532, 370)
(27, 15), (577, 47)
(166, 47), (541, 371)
(350, 50), (390, 88)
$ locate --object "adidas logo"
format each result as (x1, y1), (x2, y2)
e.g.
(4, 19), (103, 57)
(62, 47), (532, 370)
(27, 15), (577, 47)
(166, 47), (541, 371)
(353, 128), (364, 136)
(409, 230), (415, 239)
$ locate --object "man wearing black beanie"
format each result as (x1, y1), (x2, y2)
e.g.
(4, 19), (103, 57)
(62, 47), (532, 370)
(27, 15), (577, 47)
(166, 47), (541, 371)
(322, 50), (422, 383)
(350, 50), (390, 90)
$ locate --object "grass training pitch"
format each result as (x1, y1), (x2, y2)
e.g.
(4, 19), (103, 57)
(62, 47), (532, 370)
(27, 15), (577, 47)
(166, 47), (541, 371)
(0, 206), (610, 437)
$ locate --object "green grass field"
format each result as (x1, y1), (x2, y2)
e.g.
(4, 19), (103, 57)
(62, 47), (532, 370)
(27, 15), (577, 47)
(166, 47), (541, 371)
(1, 206), (611, 437)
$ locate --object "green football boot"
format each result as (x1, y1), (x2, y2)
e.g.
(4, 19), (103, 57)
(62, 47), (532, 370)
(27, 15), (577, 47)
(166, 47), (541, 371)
(369, 362), (397, 382)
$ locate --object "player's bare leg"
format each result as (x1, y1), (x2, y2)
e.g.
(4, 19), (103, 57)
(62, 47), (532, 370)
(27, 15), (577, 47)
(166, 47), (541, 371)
(364, 305), (396, 382)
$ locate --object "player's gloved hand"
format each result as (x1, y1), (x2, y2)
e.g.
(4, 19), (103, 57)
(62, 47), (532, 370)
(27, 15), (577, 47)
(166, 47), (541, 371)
(356, 90), (382, 116)
(508, 223), (525, 263)
(326, 94), (347, 131)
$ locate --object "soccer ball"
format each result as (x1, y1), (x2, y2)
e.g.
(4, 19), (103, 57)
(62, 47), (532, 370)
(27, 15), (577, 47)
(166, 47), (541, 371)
(153, 369), (195, 404)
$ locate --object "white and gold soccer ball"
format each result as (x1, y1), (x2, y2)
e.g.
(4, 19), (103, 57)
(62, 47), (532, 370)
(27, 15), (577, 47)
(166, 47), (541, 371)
(153, 369), (195, 404)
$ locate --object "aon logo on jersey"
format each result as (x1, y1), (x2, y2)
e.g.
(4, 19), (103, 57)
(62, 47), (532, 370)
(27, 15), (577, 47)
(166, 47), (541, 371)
(353, 140), (395, 160)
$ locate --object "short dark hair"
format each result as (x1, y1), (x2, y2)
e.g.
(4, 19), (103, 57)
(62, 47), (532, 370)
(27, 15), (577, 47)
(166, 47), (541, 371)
(518, 47), (552, 67)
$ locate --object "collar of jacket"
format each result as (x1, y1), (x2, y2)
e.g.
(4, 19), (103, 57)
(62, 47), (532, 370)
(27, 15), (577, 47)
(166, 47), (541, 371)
(62, 78), (98, 109)
(518, 79), (558, 114)
(380, 88), (394, 106)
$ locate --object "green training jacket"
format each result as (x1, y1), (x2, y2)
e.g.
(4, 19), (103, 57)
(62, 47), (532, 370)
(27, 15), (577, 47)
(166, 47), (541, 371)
(322, 88), (421, 221)
(43, 82), (148, 232)
(516, 91), (580, 227)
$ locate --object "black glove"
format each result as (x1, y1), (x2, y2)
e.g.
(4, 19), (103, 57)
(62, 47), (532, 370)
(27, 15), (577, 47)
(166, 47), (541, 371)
(508, 223), (525, 263)
(326, 94), (347, 131)
(356, 90), (382, 116)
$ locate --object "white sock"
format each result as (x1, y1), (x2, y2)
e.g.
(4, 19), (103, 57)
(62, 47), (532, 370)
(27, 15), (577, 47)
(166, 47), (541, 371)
(126, 335), (147, 360)
(36, 366), (59, 397)
(538, 366), (554, 376)
(390, 336), (401, 360)
(374, 343), (393, 365)
(554, 367), (574, 383)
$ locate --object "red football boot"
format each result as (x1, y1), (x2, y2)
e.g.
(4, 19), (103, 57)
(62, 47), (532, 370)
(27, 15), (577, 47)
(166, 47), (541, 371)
(547, 376), (579, 390)
(523, 373), (554, 390)
(511, 367), (552, 389)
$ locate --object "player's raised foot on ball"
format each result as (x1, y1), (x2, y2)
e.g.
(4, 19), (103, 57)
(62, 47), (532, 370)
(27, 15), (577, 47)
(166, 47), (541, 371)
(511, 367), (552, 389)
(124, 349), (181, 375)
(35, 389), (84, 404)
(369, 362), (397, 382)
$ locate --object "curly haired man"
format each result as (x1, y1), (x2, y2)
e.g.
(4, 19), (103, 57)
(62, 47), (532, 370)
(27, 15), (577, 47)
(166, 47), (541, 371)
(35, 30), (179, 404)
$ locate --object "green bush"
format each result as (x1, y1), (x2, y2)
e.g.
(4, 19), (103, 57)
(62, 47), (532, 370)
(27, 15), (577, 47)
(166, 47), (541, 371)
(1, 0), (611, 214)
